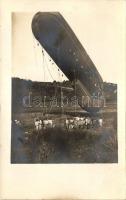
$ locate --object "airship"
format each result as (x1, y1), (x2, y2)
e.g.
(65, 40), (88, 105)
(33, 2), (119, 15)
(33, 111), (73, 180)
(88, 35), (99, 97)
(32, 12), (104, 112)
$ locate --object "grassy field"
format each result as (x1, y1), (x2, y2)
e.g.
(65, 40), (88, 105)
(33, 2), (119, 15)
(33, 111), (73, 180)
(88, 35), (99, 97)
(26, 127), (117, 163)
(11, 111), (118, 163)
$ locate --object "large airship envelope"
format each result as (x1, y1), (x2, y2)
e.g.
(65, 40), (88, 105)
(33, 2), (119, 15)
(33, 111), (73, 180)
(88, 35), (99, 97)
(31, 12), (104, 112)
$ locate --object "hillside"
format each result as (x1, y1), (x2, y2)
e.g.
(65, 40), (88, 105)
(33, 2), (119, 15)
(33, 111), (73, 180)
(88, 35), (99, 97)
(12, 77), (117, 113)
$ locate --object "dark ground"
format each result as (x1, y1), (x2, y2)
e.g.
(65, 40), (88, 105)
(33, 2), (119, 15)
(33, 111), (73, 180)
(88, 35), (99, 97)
(11, 122), (118, 164)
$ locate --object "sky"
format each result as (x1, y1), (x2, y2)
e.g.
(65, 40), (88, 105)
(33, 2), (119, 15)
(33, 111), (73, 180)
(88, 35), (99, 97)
(12, 1), (125, 84)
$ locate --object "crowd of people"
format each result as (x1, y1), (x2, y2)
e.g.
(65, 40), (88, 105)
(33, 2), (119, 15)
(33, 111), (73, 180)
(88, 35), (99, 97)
(34, 118), (54, 131)
(65, 116), (103, 130)
(34, 116), (103, 131)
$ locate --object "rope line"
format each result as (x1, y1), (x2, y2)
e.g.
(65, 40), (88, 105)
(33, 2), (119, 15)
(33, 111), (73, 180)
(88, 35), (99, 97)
(32, 36), (39, 70)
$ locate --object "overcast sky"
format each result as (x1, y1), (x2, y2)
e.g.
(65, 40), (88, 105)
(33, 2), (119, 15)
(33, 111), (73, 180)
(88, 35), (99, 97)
(12, 1), (125, 84)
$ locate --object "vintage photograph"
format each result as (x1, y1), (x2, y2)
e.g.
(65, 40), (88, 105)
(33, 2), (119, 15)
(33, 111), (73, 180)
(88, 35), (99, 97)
(11, 12), (118, 164)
